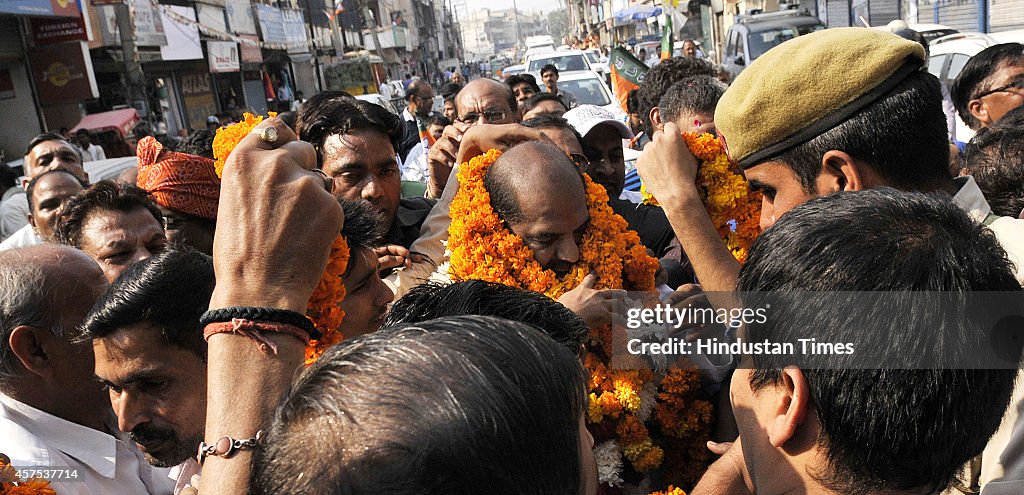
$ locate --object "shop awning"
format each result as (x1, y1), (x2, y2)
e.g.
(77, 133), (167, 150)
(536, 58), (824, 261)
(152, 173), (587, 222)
(70, 109), (140, 138)
(614, 5), (663, 22)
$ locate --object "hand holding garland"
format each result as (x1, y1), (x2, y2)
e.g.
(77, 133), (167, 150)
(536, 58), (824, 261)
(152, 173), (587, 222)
(636, 122), (742, 294)
(201, 118), (343, 495)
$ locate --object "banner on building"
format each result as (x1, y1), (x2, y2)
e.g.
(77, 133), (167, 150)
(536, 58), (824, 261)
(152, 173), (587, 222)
(179, 71), (216, 131)
(30, 41), (99, 105)
(225, 0), (257, 34)
(208, 41), (240, 73)
(239, 34), (262, 63)
(282, 9), (308, 53)
(160, 5), (202, 61)
(196, 4), (227, 33)
(0, 0), (80, 17)
(255, 4), (287, 44)
(609, 46), (647, 113)
(133, 0), (167, 46)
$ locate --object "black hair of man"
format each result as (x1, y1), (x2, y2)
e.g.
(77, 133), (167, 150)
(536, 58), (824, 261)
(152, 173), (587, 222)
(133, 124), (154, 141)
(521, 93), (569, 115)
(637, 56), (716, 136)
(439, 82), (462, 98)
(75, 128), (90, 138)
(26, 169), (87, 212)
(506, 73), (541, 94)
(521, 115), (584, 145)
(658, 76), (727, 125)
(951, 43), (1024, 130)
(768, 70), (951, 193)
(276, 111), (298, 132)
(174, 129), (215, 159)
(626, 89), (641, 114)
(540, 64), (559, 77)
(892, 29), (929, 59)
(54, 180), (164, 249)
(426, 113), (451, 128)
(962, 105), (1024, 217)
(250, 315), (587, 494)
(384, 280), (587, 358)
(296, 90), (402, 167)
(79, 247), (213, 359)
(737, 188), (1021, 494)
(484, 141), (585, 225)
(339, 198), (387, 254)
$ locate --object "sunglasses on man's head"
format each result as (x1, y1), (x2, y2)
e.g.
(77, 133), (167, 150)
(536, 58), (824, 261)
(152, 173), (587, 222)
(972, 77), (1024, 100)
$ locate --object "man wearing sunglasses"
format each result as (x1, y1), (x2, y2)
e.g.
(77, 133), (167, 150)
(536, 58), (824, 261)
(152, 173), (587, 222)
(952, 43), (1024, 131)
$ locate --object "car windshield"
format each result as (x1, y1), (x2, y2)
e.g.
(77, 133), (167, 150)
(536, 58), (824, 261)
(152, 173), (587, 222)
(586, 52), (600, 63)
(748, 24), (824, 59)
(559, 78), (611, 106)
(528, 54), (589, 73)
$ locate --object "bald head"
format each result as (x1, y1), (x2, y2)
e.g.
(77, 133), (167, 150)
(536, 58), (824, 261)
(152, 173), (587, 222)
(485, 142), (589, 274)
(486, 141), (585, 224)
(456, 79), (519, 124)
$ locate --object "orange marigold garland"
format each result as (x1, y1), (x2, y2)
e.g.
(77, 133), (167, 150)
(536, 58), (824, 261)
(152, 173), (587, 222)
(447, 149), (712, 491)
(642, 132), (760, 261)
(213, 113), (350, 364)
(0, 457), (55, 495)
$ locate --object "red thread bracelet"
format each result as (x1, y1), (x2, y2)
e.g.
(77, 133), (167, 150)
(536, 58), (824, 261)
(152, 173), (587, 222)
(204, 319), (311, 354)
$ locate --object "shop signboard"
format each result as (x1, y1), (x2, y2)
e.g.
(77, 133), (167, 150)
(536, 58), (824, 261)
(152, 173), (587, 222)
(239, 34), (263, 64)
(254, 4), (286, 44)
(133, 0), (167, 46)
(160, 5), (202, 60)
(30, 6), (89, 44)
(30, 41), (99, 105)
(224, 0), (256, 35)
(179, 71), (217, 131)
(208, 41), (240, 73)
(0, 0), (80, 17)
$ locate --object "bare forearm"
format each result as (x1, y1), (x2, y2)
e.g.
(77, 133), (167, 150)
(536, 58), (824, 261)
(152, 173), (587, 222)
(660, 188), (741, 293)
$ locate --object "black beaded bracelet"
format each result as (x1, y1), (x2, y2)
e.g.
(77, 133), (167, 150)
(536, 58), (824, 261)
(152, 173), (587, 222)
(200, 307), (321, 340)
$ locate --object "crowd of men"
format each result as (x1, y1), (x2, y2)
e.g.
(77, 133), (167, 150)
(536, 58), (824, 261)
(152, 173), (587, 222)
(0, 26), (1023, 495)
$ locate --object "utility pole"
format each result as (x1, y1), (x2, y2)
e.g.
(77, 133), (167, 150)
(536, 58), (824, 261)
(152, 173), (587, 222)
(362, 0), (385, 60)
(115, 1), (149, 126)
(511, 0), (522, 50)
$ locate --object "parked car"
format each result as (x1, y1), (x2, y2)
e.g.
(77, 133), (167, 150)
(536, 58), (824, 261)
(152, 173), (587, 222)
(721, 10), (825, 78)
(584, 48), (610, 83)
(355, 93), (401, 116)
(526, 50), (602, 79)
(557, 71), (627, 121)
(928, 30), (1024, 141)
(500, 64), (526, 79)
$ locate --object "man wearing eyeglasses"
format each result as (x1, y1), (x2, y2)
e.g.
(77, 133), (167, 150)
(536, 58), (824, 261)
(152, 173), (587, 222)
(952, 43), (1024, 131)
(398, 79), (436, 163)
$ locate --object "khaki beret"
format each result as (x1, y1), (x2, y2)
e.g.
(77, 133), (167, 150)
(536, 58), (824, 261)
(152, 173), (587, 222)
(716, 27), (926, 168)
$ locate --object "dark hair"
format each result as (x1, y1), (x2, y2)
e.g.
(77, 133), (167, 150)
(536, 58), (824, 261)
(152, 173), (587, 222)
(637, 56), (715, 136)
(626, 89), (641, 114)
(26, 169), (86, 212)
(439, 82), (462, 98)
(25, 132), (76, 157)
(768, 70), (951, 193)
(339, 198), (386, 253)
(961, 106), (1024, 217)
(952, 43), (1024, 129)
(79, 248), (213, 358)
(521, 114), (584, 145)
(133, 124), (154, 140)
(737, 188), (1021, 494)
(540, 63), (559, 77)
(522, 93), (568, 115)
(296, 91), (402, 166)
(506, 73), (541, 94)
(75, 128), (90, 137)
(893, 29), (929, 60)
(444, 93), (457, 106)
(276, 111), (298, 131)
(384, 280), (587, 357)
(658, 76), (726, 125)
(54, 180), (164, 248)
(426, 113), (451, 128)
(251, 316), (587, 494)
(174, 129), (215, 159)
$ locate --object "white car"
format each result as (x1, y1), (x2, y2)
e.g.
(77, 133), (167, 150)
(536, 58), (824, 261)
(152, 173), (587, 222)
(354, 93), (401, 116)
(501, 64), (526, 78)
(526, 50), (606, 80)
(928, 30), (1024, 142)
(557, 71), (627, 121)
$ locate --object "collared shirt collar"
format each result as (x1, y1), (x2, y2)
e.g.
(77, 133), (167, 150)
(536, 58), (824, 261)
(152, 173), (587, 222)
(953, 175), (993, 223)
(403, 107), (416, 123)
(0, 393), (120, 479)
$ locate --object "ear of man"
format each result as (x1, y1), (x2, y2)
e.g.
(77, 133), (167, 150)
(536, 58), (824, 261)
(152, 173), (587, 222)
(967, 98), (991, 128)
(818, 150), (877, 194)
(649, 107), (664, 134)
(8, 325), (59, 379)
(766, 367), (812, 449)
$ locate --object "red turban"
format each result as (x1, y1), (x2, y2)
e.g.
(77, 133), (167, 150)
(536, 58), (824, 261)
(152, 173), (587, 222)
(136, 136), (220, 220)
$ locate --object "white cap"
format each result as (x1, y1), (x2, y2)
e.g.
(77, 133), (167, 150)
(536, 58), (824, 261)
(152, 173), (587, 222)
(563, 105), (633, 140)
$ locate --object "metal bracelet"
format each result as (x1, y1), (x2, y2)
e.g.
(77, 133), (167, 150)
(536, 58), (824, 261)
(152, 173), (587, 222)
(197, 430), (264, 465)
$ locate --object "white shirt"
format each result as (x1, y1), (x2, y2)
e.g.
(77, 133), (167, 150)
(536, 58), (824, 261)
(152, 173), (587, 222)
(80, 143), (107, 162)
(952, 175), (1024, 285)
(0, 192), (28, 240)
(0, 393), (176, 495)
(0, 224), (42, 250)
